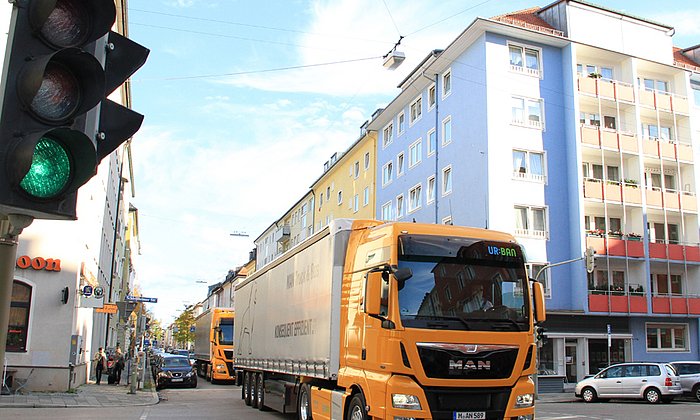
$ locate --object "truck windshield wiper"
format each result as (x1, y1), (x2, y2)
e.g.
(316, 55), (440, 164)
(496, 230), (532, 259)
(414, 315), (471, 330)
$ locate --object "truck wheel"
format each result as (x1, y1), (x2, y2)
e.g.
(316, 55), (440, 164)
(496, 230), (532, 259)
(244, 372), (253, 406)
(347, 393), (368, 420)
(298, 383), (313, 420)
(256, 372), (266, 411)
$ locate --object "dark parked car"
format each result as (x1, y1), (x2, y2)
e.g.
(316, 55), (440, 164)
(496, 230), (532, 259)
(154, 355), (197, 390)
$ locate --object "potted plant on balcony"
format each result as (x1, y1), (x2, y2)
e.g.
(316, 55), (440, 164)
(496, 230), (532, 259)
(629, 285), (644, 295)
(624, 179), (638, 188)
(588, 72), (602, 79)
(587, 229), (605, 237)
(608, 230), (623, 239)
(626, 232), (642, 241)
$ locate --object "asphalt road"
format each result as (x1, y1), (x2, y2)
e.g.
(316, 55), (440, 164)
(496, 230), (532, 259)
(3, 379), (699, 420)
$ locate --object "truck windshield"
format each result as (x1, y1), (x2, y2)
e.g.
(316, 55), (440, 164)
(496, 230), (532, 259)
(219, 320), (234, 345)
(397, 234), (529, 331)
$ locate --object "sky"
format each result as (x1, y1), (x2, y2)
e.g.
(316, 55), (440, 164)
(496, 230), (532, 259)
(126, 0), (700, 324)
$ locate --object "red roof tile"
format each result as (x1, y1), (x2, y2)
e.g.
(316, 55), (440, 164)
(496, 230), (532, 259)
(492, 7), (563, 36)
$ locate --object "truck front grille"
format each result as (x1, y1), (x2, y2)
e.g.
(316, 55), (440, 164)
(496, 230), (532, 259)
(423, 387), (511, 420)
(417, 343), (518, 379)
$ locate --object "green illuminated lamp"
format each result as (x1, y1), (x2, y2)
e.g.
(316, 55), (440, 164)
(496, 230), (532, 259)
(19, 137), (71, 198)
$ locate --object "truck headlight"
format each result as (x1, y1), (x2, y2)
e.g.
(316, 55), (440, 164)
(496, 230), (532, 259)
(216, 364), (226, 372)
(392, 394), (421, 410)
(515, 393), (534, 408)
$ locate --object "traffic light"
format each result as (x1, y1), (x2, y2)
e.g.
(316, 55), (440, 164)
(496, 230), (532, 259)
(0, 0), (149, 220)
(585, 247), (596, 273)
(535, 326), (547, 344)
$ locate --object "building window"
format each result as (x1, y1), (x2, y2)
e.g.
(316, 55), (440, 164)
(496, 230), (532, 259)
(577, 63), (613, 80)
(509, 44), (541, 77)
(7, 280), (31, 352)
(353, 194), (359, 213)
(427, 175), (436, 204)
(398, 112), (406, 135)
(409, 139), (422, 168)
(427, 128), (436, 156)
(527, 263), (551, 297)
(364, 152), (370, 170)
(410, 96), (422, 125)
(646, 323), (688, 351)
(641, 78), (670, 94)
(442, 69), (451, 97)
(514, 205), (548, 238)
(442, 166), (452, 195)
(382, 161), (393, 186)
(442, 215), (452, 225)
(397, 153), (405, 177)
(511, 96), (543, 129)
(428, 83), (436, 109)
(409, 184), (422, 212)
(512, 149), (545, 182)
(381, 201), (393, 220)
(363, 186), (370, 206)
(396, 194), (405, 218)
(353, 161), (360, 178)
(337, 191), (343, 205)
(442, 116), (452, 145)
(326, 186), (331, 200)
(383, 122), (394, 148)
(692, 81), (700, 107)
(651, 273), (683, 296)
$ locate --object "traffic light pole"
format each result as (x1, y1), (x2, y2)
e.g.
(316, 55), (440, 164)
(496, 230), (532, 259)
(0, 215), (33, 372)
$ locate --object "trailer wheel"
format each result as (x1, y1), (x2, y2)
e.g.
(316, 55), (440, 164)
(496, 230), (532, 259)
(251, 373), (259, 408)
(244, 372), (253, 406)
(347, 393), (368, 420)
(240, 372), (246, 400)
(256, 372), (266, 411)
(298, 383), (313, 420)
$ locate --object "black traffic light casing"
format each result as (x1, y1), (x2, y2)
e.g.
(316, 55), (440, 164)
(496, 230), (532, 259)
(536, 326), (547, 344)
(0, 0), (149, 220)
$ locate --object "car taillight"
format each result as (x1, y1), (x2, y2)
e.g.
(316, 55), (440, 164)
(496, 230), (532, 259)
(665, 377), (673, 386)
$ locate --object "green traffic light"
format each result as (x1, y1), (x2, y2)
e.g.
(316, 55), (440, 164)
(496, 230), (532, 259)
(19, 137), (71, 198)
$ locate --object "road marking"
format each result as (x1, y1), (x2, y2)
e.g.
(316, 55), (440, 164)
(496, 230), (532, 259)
(140, 407), (151, 420)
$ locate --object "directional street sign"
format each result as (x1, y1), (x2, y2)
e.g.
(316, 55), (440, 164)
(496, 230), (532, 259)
(125, 295), (158, 303)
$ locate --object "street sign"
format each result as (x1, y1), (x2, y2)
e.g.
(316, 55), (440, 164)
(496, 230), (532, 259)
(116, 301), (138, 321)
(94, 286), (104, 298)
(82, 285), (93, 297)
(125, 295), (158, 303)
(95, 303), (118, 314)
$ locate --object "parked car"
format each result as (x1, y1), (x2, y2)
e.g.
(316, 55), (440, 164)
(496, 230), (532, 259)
(154, 355), (197, 390)
(669, 361), (700, 401)
(574, 362), (682, 403)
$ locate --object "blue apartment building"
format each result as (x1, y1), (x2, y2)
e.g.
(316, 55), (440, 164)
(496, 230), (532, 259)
(367, 0), (700, 385)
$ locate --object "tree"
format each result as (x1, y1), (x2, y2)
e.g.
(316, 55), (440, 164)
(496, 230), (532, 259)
(173, 305), (196, 349)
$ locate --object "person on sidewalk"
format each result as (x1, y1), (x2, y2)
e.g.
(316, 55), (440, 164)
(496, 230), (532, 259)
(113, 347), (125, 385)
(93, 347), (108, 385)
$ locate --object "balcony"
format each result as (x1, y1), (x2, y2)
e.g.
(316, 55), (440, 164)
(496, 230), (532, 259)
(579, 125), (637, 152)
(588, 287), (647, 313)
(639, 89), (689, 114)
(645, 188), (697, 211)
(651, 295), (700, 315)
(586, 234), (644, 257)
(583, 179), (641, 204)
(577, 75), (634, 102)
(648, 241), (700, 262)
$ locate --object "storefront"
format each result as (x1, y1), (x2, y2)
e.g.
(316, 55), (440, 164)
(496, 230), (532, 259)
(537, 315), (632, 387)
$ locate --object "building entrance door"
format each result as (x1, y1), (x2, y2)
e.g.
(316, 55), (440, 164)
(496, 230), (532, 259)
(565, 339), (577, 383)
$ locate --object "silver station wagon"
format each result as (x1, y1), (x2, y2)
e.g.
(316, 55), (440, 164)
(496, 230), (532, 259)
(575, 362), (682, 403)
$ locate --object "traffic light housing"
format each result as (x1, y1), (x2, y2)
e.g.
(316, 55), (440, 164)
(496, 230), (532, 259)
(535, 326), (547, 344)
(0, 0), (149, 220)
(585, 247), (596, 273)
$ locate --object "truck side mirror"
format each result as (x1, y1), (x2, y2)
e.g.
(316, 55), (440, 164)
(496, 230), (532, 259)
(365, 271), (383, 317)
(532, 281), (546, 323)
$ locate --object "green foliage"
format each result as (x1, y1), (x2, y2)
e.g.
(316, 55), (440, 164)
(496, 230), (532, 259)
(173, 305), (196, 348)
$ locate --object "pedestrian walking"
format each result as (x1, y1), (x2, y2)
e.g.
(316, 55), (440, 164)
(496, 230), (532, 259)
(113, 347), (125, 384)
(93, 347), (108, 385)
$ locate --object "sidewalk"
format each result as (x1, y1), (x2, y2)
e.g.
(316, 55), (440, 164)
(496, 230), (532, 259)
(537, 391), (578, 403)
(0, 379), (158, 408)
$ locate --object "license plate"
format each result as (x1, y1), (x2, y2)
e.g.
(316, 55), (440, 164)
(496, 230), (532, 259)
(454, 412), (485, 420)
(171, 378), (183, 382)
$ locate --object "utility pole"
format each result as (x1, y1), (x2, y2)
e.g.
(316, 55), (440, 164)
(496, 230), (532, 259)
(0, 215), (33, 372)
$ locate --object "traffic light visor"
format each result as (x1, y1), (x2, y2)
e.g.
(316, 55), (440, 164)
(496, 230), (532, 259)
(29, 0), (116, 50)
(18, 48), (105, 124)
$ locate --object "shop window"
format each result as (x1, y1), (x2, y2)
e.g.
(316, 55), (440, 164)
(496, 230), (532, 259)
(538, 339), (555, 374)
(588, 339), (625, 374)
(6, 280), (32, 352)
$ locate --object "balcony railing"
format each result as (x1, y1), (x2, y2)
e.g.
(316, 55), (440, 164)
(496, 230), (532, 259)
(577, 75), (635, 102)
